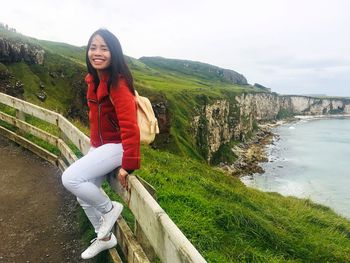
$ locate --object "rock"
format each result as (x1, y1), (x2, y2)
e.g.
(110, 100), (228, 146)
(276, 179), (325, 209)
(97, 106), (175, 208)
(0, 69), (24, 97)
(220, 68), (248, 85)
(36, 90), (47, 101)
(49, 72), (58, 78)
(153, 101), (169, 134)
(0, 37), (45, 64)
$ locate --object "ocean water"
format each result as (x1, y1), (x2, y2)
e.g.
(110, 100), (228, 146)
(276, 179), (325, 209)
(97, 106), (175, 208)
(241, 117), (350, 219)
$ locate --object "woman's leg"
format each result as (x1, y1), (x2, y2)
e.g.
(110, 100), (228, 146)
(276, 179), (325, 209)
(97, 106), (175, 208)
(77, 184), (106, 233)
(62, 143), (123, 215)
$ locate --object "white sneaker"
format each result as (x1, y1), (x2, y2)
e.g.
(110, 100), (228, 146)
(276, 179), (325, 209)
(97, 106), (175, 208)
(81, 233), (117, 259)
(97, 201), (123, 239)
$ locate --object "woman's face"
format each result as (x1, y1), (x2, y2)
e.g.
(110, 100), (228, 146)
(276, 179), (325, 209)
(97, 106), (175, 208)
(88, 34), (111, 71)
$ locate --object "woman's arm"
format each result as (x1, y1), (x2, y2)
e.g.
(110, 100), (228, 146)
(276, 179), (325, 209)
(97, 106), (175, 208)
(110, 78), (141, 171)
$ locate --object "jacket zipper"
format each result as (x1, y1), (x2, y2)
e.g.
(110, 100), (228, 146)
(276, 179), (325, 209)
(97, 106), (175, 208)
(98, 103), (104, 144)
(88, 98), (103, 145)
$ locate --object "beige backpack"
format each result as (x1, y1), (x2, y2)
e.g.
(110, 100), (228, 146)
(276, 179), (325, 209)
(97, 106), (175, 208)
(135, 91), (159, 144)
(110, 91), (159, 145)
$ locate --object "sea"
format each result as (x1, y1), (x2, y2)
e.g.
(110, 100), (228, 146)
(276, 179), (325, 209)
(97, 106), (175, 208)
(241, 117), (350, 219)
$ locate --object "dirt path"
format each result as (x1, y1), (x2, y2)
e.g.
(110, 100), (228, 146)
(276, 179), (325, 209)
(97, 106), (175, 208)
(0, 136), (96, 263)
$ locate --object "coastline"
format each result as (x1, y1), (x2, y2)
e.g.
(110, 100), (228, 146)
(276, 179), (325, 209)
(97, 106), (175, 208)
(219, 120), (286, 177)
(294, 114), (350, 119)
(221, 114), (350, 178)
(232, 115), (350, 220)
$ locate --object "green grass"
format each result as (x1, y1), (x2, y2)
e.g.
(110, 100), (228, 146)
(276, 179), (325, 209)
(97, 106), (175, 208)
(0, 102), (16, 116)
(137, 147), (350, 262)
(38, 40), (86, 65)
(22, 133), (60, 155)
(0, 119), (17, 132)
(25, 114), (60, 136)
(6, 62), (75, 114)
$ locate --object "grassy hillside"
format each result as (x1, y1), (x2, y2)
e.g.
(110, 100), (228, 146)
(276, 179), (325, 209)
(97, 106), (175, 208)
(139, 56), (247, 85)
(1, 28), (350, 262)
(1, 27), (258, 159)
(137, 147), (350, 262)
(126, 56), (259, 160)
(38, 39), (86, 65)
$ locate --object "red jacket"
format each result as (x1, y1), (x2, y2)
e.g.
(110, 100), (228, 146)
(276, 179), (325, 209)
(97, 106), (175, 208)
(85, 73), (140, 170)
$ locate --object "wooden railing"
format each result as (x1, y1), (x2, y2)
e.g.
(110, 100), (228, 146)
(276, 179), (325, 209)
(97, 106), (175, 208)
(0, 92), (207, 263)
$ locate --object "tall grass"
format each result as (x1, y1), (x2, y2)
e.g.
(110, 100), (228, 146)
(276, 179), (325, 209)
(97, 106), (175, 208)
(137, 147), (350, 262)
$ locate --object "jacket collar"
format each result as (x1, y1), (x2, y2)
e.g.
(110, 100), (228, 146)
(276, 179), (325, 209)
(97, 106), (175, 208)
(85, 72), (110, 102)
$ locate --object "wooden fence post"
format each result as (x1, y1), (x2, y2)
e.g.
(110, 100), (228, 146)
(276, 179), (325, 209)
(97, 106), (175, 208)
(15, 109), (25, 121)
(15, 109), (26, 137)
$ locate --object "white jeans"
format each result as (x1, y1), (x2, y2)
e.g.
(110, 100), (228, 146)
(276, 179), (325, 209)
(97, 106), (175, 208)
(62, 143), (123, 233)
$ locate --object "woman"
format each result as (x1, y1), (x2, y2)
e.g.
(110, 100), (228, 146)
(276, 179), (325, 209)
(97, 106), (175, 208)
(62, 28), (140, 259)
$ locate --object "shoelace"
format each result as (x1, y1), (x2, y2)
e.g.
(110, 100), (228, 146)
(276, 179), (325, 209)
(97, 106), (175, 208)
(89, 238), (99, 245)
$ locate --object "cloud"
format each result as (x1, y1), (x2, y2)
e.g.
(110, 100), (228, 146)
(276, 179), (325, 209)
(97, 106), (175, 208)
(0, 0), (349, 96)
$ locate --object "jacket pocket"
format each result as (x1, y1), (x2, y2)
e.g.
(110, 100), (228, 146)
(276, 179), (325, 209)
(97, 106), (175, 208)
(108, 116), (120, 132)
(87, 98), (98, 108)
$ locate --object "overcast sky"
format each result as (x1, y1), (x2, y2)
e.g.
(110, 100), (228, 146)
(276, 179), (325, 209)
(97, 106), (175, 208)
(1, 0), (349, 96)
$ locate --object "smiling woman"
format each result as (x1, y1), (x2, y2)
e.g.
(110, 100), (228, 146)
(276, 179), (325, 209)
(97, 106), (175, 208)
(61, 28), (141, 260)
(88, 35), (111, 71)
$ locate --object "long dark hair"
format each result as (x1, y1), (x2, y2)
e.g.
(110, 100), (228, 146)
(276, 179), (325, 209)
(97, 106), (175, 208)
(86, 28), (134, 94)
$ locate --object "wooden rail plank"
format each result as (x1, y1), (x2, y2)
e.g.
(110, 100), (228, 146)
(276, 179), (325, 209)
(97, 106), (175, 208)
(57, 139), (79, 165)
(0, 125), (58, 166)
(0, 92), (59, 125)
(109, 175), (207, 263)
(58, 115), (90, 155)
(57, 158), (68, 172)
(108, 248), (123, 263)
(115, 217), (150, 263)
(135, 221), (157, 261)
(0, 93), (89, 154)
(0, 111), (59, 146)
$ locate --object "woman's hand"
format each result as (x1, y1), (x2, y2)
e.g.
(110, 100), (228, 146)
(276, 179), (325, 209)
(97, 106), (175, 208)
(118, 168), (129, 189)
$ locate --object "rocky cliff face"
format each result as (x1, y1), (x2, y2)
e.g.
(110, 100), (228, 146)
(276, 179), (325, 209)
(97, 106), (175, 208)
(0, 38), (45, 64)
(287, 96), (350, 115)
(220, 68), (248, 85)
(0, 63), (24, 97)
(193, 93), (350, 163)
(236, 93), (350, 119)
(193, 100), (232, 162)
